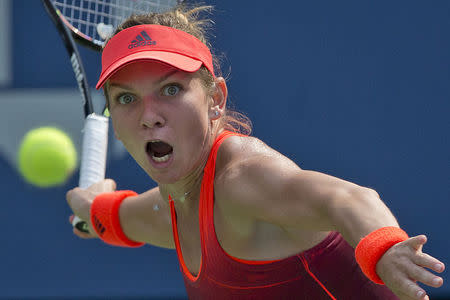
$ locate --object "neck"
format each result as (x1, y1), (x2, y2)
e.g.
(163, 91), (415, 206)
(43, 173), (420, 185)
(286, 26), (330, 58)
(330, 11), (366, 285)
(159, 128), (220, 206)
(160, 161), (205, 205)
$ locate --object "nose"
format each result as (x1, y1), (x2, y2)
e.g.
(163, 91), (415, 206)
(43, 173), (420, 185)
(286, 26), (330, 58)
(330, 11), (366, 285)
(139, 96), (165, 129)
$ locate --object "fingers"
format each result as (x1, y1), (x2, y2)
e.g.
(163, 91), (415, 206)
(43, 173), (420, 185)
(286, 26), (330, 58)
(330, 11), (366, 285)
(405, 235), (445, 288)
(66, 187), (92, 221)
(378, 234), (445, 300)
(389, 276), (431, 300)
(413, 252), (446, 274)
(66, 179), (116, 240)
(105, 178), (117, 190)
(401, 237), (445, 298)
(406, 235), (427, 251)
(66, 179), (116, 220)
(407, 263), (444, 288)
(397, 290), (429, 300)
(89, 179), (117, 193)
(66, 179), (116, 239)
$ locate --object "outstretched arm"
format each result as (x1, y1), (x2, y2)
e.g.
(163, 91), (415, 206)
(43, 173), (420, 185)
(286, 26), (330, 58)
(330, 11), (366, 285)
(220, 153), (445, 300)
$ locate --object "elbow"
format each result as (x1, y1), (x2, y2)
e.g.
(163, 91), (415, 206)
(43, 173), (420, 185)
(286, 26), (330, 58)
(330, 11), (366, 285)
(331, 185), (397, 226)
(359, 186), (381, 202)
(349, 186), (383, 210)
(332, 185), (380, 205)
(325, 185), (383, 222)
(326, 185), (398, 246)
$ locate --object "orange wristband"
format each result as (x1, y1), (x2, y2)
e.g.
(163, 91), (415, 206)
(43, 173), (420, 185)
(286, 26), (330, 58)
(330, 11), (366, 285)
(90, 190), (144, 248)
(355, 226), (408, 284)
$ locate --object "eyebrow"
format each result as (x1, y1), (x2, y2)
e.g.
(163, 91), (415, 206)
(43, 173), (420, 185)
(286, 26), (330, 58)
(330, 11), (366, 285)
(108, 69), (182, 91)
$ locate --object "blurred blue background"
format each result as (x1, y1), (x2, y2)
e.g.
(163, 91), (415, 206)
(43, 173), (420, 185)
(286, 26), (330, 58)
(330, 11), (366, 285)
(0, 0), (448, 299)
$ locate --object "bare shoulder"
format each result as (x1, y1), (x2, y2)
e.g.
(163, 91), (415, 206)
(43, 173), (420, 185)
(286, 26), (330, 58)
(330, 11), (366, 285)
(213, 135), (333, 258)
(213, 134), (338, 230)
(215, 134), (299, 174)
(214, 135), (302, 215)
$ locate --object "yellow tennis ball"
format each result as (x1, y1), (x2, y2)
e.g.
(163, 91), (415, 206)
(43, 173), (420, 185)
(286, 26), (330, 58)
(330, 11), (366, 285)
(18, 127), (77, 188)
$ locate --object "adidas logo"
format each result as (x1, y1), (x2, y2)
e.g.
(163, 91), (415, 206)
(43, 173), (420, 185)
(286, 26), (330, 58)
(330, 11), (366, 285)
(128, 31), (156, 49)
(92, 215), (106, 236)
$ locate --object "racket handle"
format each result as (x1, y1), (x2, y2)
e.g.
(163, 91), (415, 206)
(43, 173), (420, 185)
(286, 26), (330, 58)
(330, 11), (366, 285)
(72, 113), (109, 233)
(79, 114), (109, 188)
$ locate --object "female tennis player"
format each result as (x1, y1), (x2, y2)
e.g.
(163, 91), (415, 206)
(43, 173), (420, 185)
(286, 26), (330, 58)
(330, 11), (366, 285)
(66, 5), (445, 300)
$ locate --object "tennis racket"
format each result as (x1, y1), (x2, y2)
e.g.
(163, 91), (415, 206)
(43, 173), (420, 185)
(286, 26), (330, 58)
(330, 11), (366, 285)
(41, 0), (183, 234)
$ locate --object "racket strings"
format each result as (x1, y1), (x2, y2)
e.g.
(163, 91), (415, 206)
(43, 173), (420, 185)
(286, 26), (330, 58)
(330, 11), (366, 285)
(53, 0), (179, 43)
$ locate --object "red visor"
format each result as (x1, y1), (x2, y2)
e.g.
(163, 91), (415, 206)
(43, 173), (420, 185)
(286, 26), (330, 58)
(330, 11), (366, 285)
(96, 24), (214, 89)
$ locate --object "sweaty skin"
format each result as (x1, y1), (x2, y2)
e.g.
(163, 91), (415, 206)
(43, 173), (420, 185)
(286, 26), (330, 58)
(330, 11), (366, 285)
(67, 61), (445, 300)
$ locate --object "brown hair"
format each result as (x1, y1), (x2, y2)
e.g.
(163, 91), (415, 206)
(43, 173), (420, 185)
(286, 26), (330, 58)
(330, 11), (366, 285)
(105, 4), (252, 135)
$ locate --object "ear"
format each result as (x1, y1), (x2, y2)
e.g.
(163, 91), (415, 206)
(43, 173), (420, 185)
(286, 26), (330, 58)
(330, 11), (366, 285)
(209, 77), (227, 120)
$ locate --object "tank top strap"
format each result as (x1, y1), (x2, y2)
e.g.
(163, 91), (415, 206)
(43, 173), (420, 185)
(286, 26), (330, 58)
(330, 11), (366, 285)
(202, 130), (241, 180)
(199, 130), (244, 259)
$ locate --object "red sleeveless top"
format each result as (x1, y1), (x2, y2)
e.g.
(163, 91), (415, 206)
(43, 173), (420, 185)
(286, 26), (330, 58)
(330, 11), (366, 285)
(169, 131), (398, 300)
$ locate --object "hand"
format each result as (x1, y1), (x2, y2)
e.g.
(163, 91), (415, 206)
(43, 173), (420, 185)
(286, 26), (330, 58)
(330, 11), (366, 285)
(376, 235), (445, 300)
(66, 179), (117, 238)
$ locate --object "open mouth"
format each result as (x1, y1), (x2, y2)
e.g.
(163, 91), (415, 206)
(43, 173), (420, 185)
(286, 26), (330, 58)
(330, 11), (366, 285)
(146, 140), (173, 163)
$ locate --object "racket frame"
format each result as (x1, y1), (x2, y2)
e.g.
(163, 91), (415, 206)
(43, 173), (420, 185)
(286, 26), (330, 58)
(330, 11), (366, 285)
(41, 0), (109, 233)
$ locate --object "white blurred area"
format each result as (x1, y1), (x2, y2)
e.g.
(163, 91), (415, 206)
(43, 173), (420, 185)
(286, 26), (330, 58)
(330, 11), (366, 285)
(0, 89), (127, 170)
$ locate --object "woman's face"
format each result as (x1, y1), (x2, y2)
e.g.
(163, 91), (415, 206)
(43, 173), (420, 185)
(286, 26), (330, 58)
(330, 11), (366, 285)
(107, 61), (214, 184)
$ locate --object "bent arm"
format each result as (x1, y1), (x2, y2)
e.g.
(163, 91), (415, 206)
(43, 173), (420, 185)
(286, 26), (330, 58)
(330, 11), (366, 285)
(119, 186), (175, 249)
(67, 180), (174, 249)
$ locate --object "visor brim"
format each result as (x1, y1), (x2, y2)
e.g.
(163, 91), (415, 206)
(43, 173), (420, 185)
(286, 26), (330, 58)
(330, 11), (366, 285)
(96, 51), (203, 89)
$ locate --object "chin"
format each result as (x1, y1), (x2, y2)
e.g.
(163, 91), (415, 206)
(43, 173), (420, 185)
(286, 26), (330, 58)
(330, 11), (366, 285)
(145, 169), (182, 185)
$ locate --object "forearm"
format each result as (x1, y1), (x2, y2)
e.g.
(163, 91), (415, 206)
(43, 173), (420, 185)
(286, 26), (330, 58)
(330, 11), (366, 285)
(119, 187), (175, 249)
(325, 186), (399, 247)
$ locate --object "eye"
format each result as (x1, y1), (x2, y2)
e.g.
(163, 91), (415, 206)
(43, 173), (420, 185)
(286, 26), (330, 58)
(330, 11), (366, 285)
(162, 84), (181, 96)
(117, 93), (136, 104)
